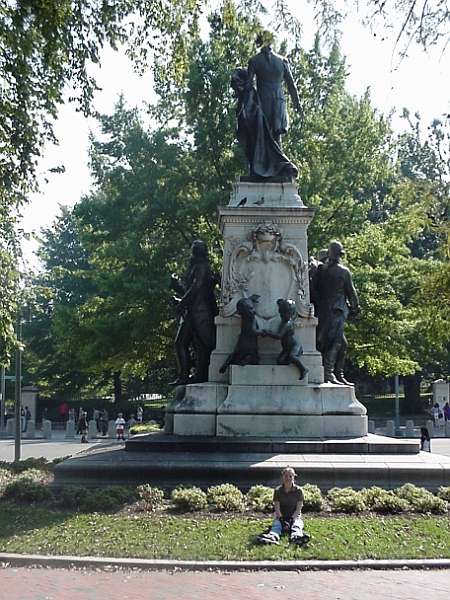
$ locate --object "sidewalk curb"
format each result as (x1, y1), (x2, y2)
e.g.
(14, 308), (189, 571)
(1, 553), (450, 571)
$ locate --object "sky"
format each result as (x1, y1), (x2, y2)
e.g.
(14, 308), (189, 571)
(20, 1), (450, 268)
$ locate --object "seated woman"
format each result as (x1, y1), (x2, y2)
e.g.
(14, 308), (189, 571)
(257, 466), (311, 545)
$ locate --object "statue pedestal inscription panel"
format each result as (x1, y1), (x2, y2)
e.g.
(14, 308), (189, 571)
(166, 181), (367, 438)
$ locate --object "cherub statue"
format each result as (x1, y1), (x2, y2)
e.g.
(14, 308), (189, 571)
(219, 295), (264, 373)
(263, 298), (309, 380)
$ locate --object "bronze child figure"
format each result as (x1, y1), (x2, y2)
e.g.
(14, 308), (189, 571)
(219, 296), (264, 373)
(264, 298), (309, 380)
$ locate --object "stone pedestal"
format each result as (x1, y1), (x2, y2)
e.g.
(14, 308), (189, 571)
(166, 180), (367, 438)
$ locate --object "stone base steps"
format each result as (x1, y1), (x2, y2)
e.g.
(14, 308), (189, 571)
(126, 432), (419, 455)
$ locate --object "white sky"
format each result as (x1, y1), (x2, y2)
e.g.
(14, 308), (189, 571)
(20, 1), (450, 268)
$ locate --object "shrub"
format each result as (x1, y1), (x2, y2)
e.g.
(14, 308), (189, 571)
(59, 485), (135, 512)
(207, 483), (244, 511)
(302, 483), (325, 512)
(58, 485), (90, 508)
(130, 423), (160, 435)
(395, 483), (427, 504)
(0, 467), (12, 491)
(327, 487), (366, 513)
(437, 486), (450, 502)
(395, 483), (448, 515)
(171, 486), (208, 511)
(2, 479), (53, 502)
(83, 487), (133, 512)
(246, 485), (273, 511)
(372, 492), (409, 514)
(7, 458), (50, 474)
(136, 484), (164, 511)
(413, 495), (448, 515)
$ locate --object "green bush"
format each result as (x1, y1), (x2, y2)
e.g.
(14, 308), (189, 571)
(207, 483), (244, 511)
(59, 485), (135, 512)
(360, 486), (408, 514)
(413, 495), (448, 515)
(372, 492), (409, 514)
(58, 485), (90, 508)
(136, 484), (164, 511)
(246, 485), (273, 511)
(395, 483), (427, 504)
(129, 423), (160, 435)
(395, 483), (448, 515)
(6, 458), (51, 474)
(2, 479), (53, 502)
(437, 486), (450, 502)
(171, 486), (208, 511)
(302, 483), (325, 512)
(0, 467), (12, 490)
(84, 487), (134, 512)
(327, 487), (366, 513)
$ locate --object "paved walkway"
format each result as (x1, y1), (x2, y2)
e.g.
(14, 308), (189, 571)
(0, 564), (449, 599)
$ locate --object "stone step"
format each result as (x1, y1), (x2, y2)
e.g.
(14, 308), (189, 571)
(125, 432), (419, 455)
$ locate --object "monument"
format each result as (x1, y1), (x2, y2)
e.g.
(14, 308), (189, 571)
(54, 38), (450, 494)
(165, 37), (367, 439)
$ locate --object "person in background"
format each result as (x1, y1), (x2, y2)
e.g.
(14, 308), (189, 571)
(78, 412), (88, 444)
(93, 407), (100, 432)
(128, 413), (137, 438)
(59, 402), (68, 423)
(420, 427), (431, 452)
(23, 406), (31, 433)
(100, 408), (109, 436)
(115, 412), (126, 441)
(257, 466), (310, 546)
(444, 402), (450, 423)
(137, 405), (143, 424)
(431, 403), (441, 428)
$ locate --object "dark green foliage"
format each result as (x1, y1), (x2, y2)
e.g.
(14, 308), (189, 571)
(2, 479), (53, 503)
(59, 485), (136, 512)
(1, 458), (52, 474)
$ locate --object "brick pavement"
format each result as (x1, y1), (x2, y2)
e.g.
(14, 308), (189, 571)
(0, 566), (449, 600)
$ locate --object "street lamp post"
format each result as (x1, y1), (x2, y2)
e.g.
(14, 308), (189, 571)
(395, 374), (402, 437)
(14, 312), (22, 461)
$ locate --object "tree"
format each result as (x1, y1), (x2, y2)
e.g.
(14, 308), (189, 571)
(0, 0), (207, 365)
(310, 0), (450, 53)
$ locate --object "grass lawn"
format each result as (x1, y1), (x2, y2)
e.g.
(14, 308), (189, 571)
(1, 507), (449, 561)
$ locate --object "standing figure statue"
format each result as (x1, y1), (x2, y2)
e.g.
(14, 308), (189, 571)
(246, 33), (301, 150)
(170, 240), (218, 386)
(231, 32), (300, 179)
(312, 241), (361, 385)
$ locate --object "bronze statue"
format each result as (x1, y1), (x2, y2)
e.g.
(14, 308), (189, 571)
(170, 240), (218, 386)
(219, 295), (263, 373)
(263, 299), (309, 380)
(246, 35), (301, 149)
(311, 241), (361, 385)
(231, 34), (300, 180)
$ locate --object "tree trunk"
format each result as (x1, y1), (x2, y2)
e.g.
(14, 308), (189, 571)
(403, 372), (422, 414)
(113, 371), (123, 401)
